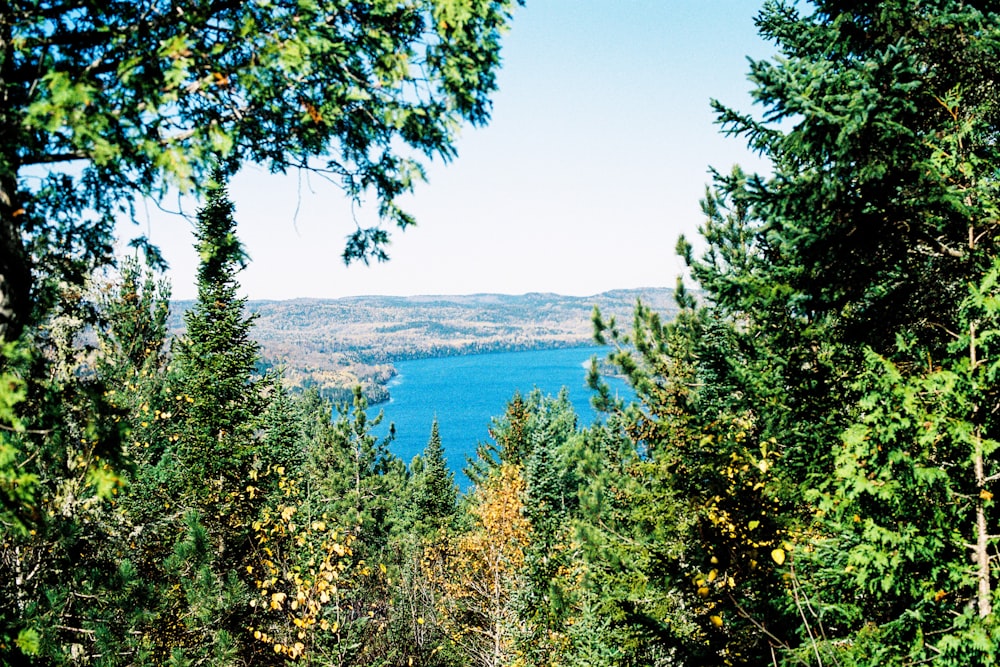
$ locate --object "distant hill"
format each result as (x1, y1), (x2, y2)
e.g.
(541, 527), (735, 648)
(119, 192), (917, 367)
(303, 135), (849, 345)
(169, 288), (676, 403)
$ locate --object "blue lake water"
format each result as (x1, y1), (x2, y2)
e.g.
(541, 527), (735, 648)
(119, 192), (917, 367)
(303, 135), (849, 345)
(368, 345), (630, 487)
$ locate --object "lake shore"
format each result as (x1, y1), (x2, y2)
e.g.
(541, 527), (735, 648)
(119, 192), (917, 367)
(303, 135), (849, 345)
(168, 288), (675, 404)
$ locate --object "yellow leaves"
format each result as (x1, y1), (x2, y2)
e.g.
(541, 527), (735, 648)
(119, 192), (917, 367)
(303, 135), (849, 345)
(980, 489), (993, 501)
(771, 548), (786, 566)
(710, 614), (723, 628)
(424, 464), (530, 661)
(470, 464), (531, 556)
(248, 478), (360, 663)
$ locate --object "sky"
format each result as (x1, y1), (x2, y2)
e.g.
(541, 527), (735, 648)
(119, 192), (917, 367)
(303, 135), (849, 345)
(116, 1), (775, 301)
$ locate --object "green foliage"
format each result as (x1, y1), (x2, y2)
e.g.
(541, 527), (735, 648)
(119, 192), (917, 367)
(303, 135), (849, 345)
(575, 1), (1000, 664)
(10, 1), (1000, 664)
(305, 387), (405, 543)
(795, 260), (1000, 665)
(0, 342), (35, 535)
(466, 389), (578, 486)
(413, 419), (458, 534)
(0, 3), (527, 661)
(1, 0), (524, 342)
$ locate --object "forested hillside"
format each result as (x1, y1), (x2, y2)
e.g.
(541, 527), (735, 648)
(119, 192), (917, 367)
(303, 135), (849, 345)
(3, 2), (1000, 666)
(169, 289), (677, 404)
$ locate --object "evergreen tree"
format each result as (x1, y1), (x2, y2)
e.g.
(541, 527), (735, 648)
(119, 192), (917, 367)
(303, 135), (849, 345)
(413, 419), (457, 533)
(0, 278), (132, 663)
(305, 387), (403, 541)
(120, 173), (272, 663)
(517, 429), (570, 666)
(589, 1), (1000, 664)
(466, 391), (531, 485)
(174, 172), (262, 483)
(702, 2), (1000, 663)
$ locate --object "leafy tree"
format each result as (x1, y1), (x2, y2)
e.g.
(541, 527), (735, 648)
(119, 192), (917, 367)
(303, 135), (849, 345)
(171, 173), (264, 490)
(426, 463), (529, 667)
(96, 252), (172, 386)
(466, 391), (531, 484)
(466, 389), (577, 485)
(712, 1), (1000, 354)
(0, 2), (523, 594)
(246, 468), (368, 666)
(0, 0), (523, 342)
(795, 261), (1000, 666)
(695, 1), (1000, 663)
(110, 175), (272, 664)
(589, 294), (798, 665)
(305, 387), (404, 544)
(0, 279), (132, 664)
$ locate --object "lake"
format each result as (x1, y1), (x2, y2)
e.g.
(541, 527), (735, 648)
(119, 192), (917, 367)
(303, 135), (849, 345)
(368, 345), (630, 487)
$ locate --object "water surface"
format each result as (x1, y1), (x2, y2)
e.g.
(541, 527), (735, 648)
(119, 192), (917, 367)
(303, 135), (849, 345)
(369, 345), (629, 486)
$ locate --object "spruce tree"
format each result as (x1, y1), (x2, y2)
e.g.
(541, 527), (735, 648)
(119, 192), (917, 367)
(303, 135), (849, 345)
(131, 173), (270, 663)
(174, 173), (262, 483)
(591, 1), (1000, 664)
(414, 419), (457, 533)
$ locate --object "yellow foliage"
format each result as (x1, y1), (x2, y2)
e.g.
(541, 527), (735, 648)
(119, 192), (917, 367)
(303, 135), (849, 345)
(702, 432), (785, 593)
(248, 472), (360, 662)
(425, 464), (530, 667)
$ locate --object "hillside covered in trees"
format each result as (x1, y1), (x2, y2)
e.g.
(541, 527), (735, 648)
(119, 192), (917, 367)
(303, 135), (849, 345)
(3, 1), (1000, 666)
(169, 289), (677, 404)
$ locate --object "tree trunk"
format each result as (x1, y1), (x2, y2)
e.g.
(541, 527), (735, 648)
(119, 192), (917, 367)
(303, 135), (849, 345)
(974, 431), (992, 618)
(970, 325), (992, 617)
(0, 180), (30, 343)
(0, 11), (29, 343)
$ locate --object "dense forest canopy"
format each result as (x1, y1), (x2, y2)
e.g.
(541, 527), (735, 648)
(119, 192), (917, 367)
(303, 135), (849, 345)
(3, 1), (1000, 665)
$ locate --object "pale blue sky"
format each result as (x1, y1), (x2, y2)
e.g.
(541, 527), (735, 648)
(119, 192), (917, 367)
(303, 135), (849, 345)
(119, 1), (773, 300)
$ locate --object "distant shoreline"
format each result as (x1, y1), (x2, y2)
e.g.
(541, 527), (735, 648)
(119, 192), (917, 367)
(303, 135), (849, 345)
(167, 288), (677, 406)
